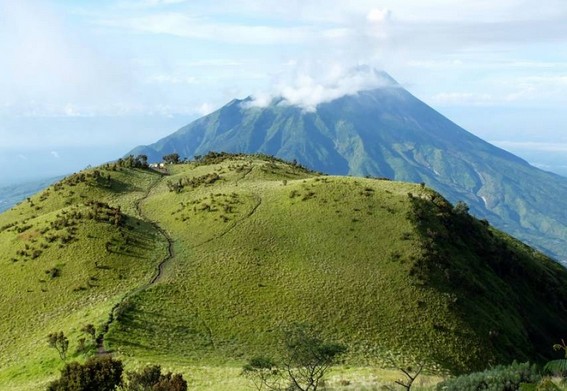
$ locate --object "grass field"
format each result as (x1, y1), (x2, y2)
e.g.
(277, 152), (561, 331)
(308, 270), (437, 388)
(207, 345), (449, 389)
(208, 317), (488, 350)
(0, 154), (566, 389)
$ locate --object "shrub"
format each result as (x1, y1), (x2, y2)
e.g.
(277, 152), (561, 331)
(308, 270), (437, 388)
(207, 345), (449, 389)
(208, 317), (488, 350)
(162, 153), (181, 164)
(125, 364), (187, 391)
(125, 365), (162, 390)
(152, 373), (187, 391)
(46, 356), (123, 391)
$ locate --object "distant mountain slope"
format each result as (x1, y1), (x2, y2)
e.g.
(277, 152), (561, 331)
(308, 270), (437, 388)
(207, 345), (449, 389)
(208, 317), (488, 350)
(0, 176), (63, 213)
(1, 155), (566, 390)
(130, 78), (567, 263)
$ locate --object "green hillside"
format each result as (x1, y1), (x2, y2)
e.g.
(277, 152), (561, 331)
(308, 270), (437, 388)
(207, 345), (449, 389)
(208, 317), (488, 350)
(0, 153), (566, 390)
(130, 80), (567, 264)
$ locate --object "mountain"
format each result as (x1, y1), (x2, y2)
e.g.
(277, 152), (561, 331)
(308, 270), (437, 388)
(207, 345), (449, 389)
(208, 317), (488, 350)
(1, 155), (567, 389)
(130, 76), (567, 263)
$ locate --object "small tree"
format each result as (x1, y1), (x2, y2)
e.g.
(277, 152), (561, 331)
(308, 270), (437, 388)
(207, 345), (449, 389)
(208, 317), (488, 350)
(385, 364), (424, 391)
(48, 331), (69, 361)
(242, 324), (346, 391)
(282, 324), (347, 391)
(545, 339), (567, 377)
(163, 153), (180, 165)
(453, 201), (469, 215)
(136, 154), (149, 168)
(242, 356), (281, 391)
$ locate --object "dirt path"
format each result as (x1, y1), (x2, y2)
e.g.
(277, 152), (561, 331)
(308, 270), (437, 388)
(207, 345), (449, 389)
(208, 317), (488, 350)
(96, 167), (262, 354)
(148, 223), (174, 284)
(134, 177), (175, 285)
(97, 171), (174, 354)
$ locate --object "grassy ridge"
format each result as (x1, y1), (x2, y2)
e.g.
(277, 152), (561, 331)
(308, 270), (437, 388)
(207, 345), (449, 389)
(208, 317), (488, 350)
(0, 154), (566, 390)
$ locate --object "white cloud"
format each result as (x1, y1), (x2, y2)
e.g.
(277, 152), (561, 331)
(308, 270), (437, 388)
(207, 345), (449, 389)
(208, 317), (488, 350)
(367, 8), (391, 23)
(431, 92), (496, 106)
(0, 1), (133, 117)
(141, 0), (188, 6)
(101, 13), (322, 45)
(63, 104), (88, 117)
(147, 74), (198, 84)
(115, 0), (189, 9)
(407, 59), (464, 68)
(51, 151), (60, 159)
(507, 61), (567, 69)
(431, 73), (567, 106)
(518, 75), (567, 86)
(179, 59), (244, 67)
(245, 65), (397, 111)
(196, 103), (215, 116)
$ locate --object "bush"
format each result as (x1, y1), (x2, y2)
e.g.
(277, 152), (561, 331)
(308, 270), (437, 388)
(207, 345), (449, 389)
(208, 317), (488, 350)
(152, 373), (187, 391)
(47, 359), (187, 391)
(125, 364), (187, 391)
(437, 361), (541, 391)
(47, 356), (123, 391)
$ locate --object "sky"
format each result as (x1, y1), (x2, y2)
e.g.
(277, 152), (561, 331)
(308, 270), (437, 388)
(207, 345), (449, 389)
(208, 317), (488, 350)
(1, 0), (567, 184)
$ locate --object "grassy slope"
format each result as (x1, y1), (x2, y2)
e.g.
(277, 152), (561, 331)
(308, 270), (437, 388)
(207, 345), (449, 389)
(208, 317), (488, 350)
(106, 155), (567, 375)
(1, 155), (566, 390)
(0, 167), (166, 389)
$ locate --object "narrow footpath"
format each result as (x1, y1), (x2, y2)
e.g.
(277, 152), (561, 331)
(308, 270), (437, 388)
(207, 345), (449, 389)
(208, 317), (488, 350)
(97, 172), (174, 354)
(96, 166), (263, 354)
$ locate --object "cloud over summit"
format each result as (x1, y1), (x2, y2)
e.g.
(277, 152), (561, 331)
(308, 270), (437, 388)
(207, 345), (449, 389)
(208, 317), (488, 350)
(245, 66), (397, 111)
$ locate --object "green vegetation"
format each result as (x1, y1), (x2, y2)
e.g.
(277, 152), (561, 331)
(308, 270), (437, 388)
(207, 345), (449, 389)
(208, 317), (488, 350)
(163, 153), (181, 165)
(124, 364), (188, 391)
(47, 356), (123, 391)
(435, 361), (541, 391)
(0, 164), (165, 389)
(47, 357), (188, 391)
(242, 323), (347, 391)
(545, 340), (567, 377)
(47, 332), (69, 361)
(0, 152), (566, 390)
